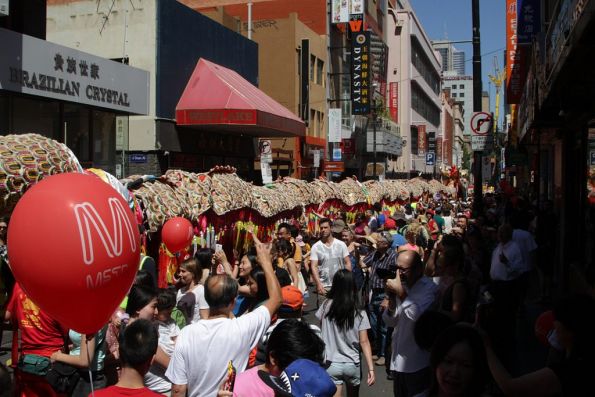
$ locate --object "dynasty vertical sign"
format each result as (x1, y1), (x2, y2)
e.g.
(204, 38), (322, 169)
(351, 31), (371, 115)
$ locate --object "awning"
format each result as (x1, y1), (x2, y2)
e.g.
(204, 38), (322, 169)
(175, 58), (306, 137)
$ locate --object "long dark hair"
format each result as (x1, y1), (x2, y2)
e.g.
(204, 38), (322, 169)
(248, 267), (268, 307)
(325, 269), (362, 331)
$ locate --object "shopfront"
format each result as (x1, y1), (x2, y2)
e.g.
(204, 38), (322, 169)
(0, 27), (149, 176)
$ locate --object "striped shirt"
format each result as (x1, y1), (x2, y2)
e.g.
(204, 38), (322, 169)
(364, 248), (398, 290)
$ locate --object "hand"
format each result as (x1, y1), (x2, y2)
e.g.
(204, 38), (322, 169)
(317, 285), (327, 296)
(367, 370), (376, 386)
(217, 382), (234, 397)
(385, 272), (402, 294)
(246, 224), (255, 235)
(255, 241), (273, 268)
(213, 250), (228, 264)
(50, 351), (60, 363)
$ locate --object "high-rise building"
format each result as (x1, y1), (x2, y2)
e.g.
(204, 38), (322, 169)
(453, 50), (465, 75)
(443, 74), (473, 136)
(432, 40), (453, 72)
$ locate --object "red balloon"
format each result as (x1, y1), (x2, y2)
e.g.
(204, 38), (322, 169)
(8, 173), (140, 334)
(162, 217), (193, 253)
(535, 310), (555, 346)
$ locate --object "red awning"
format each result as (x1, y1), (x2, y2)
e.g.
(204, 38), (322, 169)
(176, 58), (305, 137)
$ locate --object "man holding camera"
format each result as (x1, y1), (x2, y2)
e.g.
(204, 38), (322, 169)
(361, 232), (397, 368)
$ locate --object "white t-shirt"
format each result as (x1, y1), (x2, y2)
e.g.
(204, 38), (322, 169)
(145, 320), (181, 393)
(165, 305), (271, 397)
(310, 238), (349, 288)
(177, 285), (210, 323)
(512, 229), (538, 273)
(490, 241), (524, 281)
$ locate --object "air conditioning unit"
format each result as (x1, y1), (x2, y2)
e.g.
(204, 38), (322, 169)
(0, 0), (9, 17)
(395, 19), (404, 27)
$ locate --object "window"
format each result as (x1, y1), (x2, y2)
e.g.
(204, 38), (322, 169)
(459, 92), (465, 98)
(452, 85), (457, 90)
(316, 59), (324, 85)
(310, 109), (317, 133)
(310, 55), (316, 82)
(459, 84), (464, 89)
(410, 37), (440, 95)
(452, 93), (457, 98)
(411, 82), (440, 127)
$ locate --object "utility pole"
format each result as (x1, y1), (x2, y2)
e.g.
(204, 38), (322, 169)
(472, 0), (483, 215)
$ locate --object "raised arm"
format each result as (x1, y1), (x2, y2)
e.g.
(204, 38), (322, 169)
(255, 242), (282, 317)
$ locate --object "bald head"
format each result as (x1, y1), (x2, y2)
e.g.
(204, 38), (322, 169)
(397, 250), (424, 287)
(205, 274), (239, 311)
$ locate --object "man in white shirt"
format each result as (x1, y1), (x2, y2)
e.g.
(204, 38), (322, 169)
(310, 218), (351, 296)
(383, 250), (437, 397)
(166, 242), (282, 397)
(488, 223), (524, 371)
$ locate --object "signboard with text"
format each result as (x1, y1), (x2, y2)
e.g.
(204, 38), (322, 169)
(323, 161), (345, 173)
(417, 125), (427, 155)
(471, 112), (494, 151)
(351, 31), (371, 115)
(389, 82), (398, 122)
(328, 108), (342, 143)
(331, 0), (349, 23)
(0, 28), (149, 115)
(506, 0), (527, 104)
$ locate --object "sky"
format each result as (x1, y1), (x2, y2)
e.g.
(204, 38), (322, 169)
(409, 0), (506, 118)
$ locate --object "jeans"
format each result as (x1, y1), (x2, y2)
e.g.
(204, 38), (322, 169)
(368, 289), (387, 357)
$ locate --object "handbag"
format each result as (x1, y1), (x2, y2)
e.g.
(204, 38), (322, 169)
(45, 361), (81, 394)
(18, 354), (51, 376)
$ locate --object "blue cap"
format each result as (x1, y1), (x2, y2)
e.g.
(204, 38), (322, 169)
(258, 359), (336, 397)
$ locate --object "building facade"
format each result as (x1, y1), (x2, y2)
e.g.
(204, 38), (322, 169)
(386, 1), (442, 174)
(46, 0), (291, 181)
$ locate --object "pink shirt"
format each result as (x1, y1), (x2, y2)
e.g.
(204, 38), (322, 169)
(233, 366), (274, 397)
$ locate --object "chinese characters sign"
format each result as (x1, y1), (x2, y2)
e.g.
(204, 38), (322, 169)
(506, 0), (527, 104)
(417, 124), (427, 155)
(351, 31), (371, 115)
(389, 82), (398, 122)
(0, 28), (149, 114)
(517, 0), (540, 44)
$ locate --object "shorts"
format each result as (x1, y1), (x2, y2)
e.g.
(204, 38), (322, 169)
(326, 361), (361, 386)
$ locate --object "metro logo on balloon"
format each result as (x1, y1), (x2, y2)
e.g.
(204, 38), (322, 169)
(73, 198), (138, 265)
(8, 173), (140, 334)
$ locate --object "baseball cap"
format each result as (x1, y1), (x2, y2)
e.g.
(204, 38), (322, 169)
(258, 359), (337, 397)
(331, 219), (346, 234)
(280, 285), (304, 313)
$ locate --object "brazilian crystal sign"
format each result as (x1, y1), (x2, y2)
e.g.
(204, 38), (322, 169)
(351, 30), (371, 115)
(0, 27), (149, 115)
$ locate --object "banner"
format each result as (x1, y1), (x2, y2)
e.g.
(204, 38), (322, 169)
(328, 108), (342, 143)
(517, 0), (540, 44)
(506, 0), (527, 104)
(331, 0), (349, 24)
(417, 125), (427, 155)
(351, 31), (371, 115)
(350, 0), (364, 14)
(389, 82), (398, 122)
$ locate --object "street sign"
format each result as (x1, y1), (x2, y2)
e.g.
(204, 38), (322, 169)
(323, 161), (345, 173)
(471, 112), (494, 151)
(471, 112), (493, 135)
(332, 148), (342, 161)
(425, 152), (435, 166)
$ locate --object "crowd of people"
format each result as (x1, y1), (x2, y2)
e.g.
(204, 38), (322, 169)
(0, 192), (594, 397)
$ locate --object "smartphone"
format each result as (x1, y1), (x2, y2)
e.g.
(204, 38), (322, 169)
(376, 267), (397, 280)
(215, 244), (223, 252)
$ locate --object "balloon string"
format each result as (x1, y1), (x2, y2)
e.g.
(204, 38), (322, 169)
(86, 338), (95, 397)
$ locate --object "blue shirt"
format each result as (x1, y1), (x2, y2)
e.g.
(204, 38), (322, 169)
(391, 233), (407, 249)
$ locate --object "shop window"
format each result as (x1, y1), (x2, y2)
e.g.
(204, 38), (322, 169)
(64, 104), (91, 164)
(317, 59), (324, 85)
(92, 110), (116, 175)
(11, 96), (60, 140)
(310, 55), (316, 82)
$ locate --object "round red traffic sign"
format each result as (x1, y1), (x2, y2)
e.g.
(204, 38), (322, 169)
(470, 112), (493, 135)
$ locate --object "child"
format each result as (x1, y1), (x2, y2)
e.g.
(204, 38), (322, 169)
(93, 319), (162, 396)
(145, 288), (180, 395)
